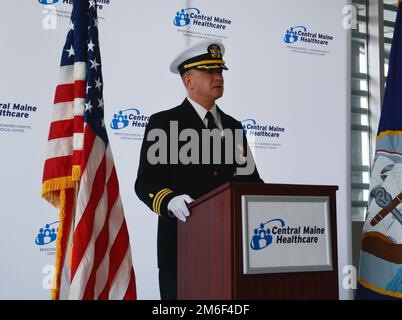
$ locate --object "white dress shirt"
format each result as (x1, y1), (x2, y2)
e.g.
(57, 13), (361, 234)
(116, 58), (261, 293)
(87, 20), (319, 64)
(187, 97), (223, 131)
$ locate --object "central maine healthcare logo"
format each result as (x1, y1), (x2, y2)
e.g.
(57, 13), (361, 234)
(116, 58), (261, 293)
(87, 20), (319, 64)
(35, 221), (58, 246)
(110, 108), (149, 130)
(283, 25), (334, 46)
(173, 7), (232, 30)
(250, 219), (285, 251)
(174, 8), (200, 27)
(284, 26), (306, 44)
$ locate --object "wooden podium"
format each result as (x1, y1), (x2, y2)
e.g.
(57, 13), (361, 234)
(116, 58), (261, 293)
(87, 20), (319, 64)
(177, 182), (339, 300)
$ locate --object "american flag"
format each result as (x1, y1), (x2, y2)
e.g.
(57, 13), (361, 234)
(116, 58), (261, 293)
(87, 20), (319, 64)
(41, 0), (136, 300)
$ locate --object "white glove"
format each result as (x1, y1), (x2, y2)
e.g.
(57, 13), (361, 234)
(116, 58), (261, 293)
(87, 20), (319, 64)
(167, 194), (194, 222)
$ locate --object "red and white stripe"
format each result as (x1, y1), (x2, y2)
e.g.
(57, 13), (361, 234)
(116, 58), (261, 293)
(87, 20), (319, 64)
(69, 125), (136, 299)
(43, 63), (85, 180)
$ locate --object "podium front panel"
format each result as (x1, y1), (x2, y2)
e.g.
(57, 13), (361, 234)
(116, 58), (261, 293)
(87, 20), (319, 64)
(241, 195), (333, 275)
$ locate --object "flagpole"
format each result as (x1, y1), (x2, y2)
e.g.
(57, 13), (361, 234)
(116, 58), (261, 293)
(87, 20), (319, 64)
(51, 180), (78, 300)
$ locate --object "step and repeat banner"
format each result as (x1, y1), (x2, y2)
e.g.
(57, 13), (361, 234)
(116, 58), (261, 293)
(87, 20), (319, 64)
(0, 0), (352, 299)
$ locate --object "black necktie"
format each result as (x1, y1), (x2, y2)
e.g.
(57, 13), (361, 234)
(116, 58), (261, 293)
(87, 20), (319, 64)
(205, 111), (219, 130)
(206, 111), (225, 165)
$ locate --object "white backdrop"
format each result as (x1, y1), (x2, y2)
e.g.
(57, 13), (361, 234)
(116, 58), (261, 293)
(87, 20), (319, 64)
(0, 0), (351, 299)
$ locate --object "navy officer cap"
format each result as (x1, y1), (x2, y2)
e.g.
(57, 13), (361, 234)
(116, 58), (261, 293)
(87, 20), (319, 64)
(170, 40), (229, 76)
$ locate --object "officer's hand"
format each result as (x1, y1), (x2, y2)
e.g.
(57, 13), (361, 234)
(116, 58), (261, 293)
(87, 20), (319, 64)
(167, 194), (194, 222)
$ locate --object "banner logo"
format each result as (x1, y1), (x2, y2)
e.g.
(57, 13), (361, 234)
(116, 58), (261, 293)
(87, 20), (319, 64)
(111, 110), (131, 130)
(0, 102), (38, 119)
(35, 221), (58, 246)
(0, 102), (37, 134)
(174, 8), (200, 27)
(173, 7), (232, 30)
(284, 26), (306, 44)
(110, 108), (149, 130)
(110, 107), (149, 141)
(284, 25), (334, 47)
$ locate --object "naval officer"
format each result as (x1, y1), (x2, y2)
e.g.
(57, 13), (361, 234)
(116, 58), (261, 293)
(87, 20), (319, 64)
(135, 40), (264, 300)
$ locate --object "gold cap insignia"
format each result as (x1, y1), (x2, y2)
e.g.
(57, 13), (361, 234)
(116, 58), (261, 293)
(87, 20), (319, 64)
(208, 44), (222, 59)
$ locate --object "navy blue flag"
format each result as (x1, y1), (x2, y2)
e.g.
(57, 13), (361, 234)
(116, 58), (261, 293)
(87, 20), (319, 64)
(356, 3), (402, 299)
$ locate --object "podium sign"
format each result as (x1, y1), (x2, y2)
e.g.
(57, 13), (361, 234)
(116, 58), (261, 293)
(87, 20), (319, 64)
(241, 195), (333, 275)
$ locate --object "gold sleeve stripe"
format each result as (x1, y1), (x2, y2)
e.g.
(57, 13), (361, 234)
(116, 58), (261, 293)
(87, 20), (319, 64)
(155, 190), (174, 214)
(152, 188), (170, 212)
(184, 59), (225, 69)
(152, 188), (173, 213)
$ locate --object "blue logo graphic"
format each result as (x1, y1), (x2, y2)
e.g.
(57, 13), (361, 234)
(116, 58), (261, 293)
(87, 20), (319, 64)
(284, 26), (307, 44)
(241, 119), (256, 135)
(35, 221), (58, 246)
(174, 8), (200, 27)
(250, 219), (285, 251)
(110, 108), (139, 130)
(38, 0), (59, 4)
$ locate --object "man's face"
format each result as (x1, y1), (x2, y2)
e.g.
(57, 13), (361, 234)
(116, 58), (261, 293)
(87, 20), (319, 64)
(184, 69), (224, 101)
